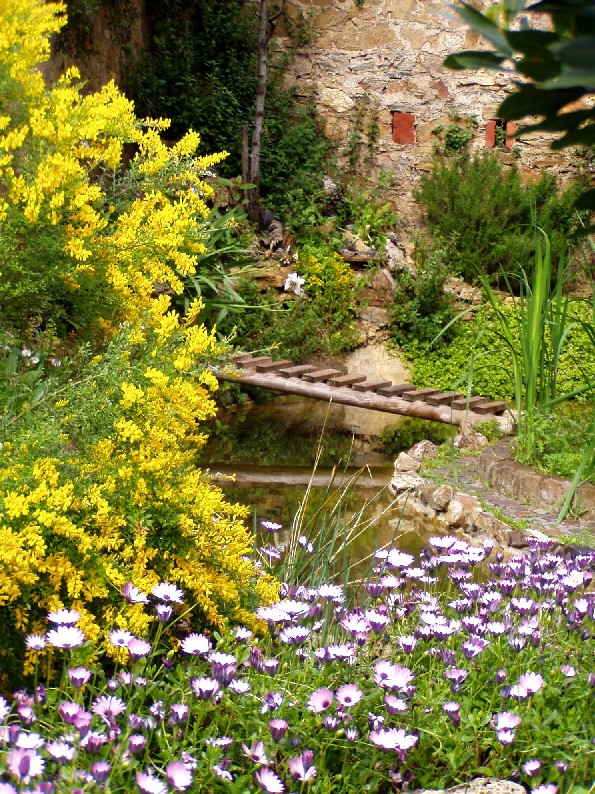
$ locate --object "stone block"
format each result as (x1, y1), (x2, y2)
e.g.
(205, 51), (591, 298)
(394, 452), (422, 473)
(445, 493), (482, 527)
(409, 440), (438, 461)
(389, 471), (426, 495)
(420, 483), (454, 512)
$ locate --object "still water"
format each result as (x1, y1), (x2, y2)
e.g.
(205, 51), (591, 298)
(202, 396), (453, 570)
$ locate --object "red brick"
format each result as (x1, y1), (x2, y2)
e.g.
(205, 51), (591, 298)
(392, 112), (415, 145)
(485, 120), (496, 148)
(505, 121), (517, 149)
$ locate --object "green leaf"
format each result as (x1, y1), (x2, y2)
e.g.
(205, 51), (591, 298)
(455, 3), (514, 53)
(444, 51), (507, 70)
(575, 188), (595, 211)
(498, 85), (583, 118)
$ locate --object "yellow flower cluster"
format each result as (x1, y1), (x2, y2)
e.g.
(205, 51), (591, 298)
(0, 302), (278, 676)
(0, 0), (277, 677)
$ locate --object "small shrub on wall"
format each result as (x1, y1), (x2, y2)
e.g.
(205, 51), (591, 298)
(415, 152), (585, 285)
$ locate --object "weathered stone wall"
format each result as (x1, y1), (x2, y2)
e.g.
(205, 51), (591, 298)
(280, 0), (579, 233)
(41, 0), (149, 93)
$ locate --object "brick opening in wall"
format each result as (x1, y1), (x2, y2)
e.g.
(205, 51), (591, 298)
(485, 119), (517, 149)
(391, 111), (415, 145)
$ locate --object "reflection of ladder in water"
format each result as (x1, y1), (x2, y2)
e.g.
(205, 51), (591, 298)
(212, 353), (512, 433)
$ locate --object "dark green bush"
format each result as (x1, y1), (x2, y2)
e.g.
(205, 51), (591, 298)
(388, 243), (457, 347)
(415, 152), (585, 285)
(129, 1), (334, 212)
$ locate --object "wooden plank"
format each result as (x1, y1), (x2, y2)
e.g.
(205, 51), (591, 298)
(426, 391), (464, 406)
(302, 368), (345, 383)
(232, 353), (255, 364)
(213, 368), (514, 433)
(377, 383), (413, 397)
(278, 364), (318, 378)
(401, 387), (439, 402)
(352, 378), (392, 392)
(328, 373), (368, 387)
(237, 355), (272, 369)
(451, 395), (488, 411)
(474, 401), (507, 415)
(255, 359), (294, 373)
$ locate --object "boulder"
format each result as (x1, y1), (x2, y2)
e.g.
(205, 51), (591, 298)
(389, 471), (426, 494)
(394, 452), (422, 473)
(409, 439), (438, 461)
(416, 777), (525, 794)
(445, 493), (482, 527)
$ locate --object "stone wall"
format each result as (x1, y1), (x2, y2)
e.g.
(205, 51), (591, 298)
(42, 0), (149, 93)
(280, 0), (581, 233)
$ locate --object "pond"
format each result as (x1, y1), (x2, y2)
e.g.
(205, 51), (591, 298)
(201, 395), (456, 578)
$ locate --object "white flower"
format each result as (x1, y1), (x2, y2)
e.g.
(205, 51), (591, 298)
(283, 272), (305, 297)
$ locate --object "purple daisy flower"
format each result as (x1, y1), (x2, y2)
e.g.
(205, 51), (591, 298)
(269, 719), (288, 741)
(385, 694), (408, 714)
(46, 626), (85, 649)
(128, 734), (147, 754)
(180, 633), (211, 655)
(279, 626), (311, 645)
(6, 749), (45, 784)
(68, 667), (92, 688)
(123, 582), (149, 604)
(213, 759), (234, 782)
(136, 771), (167, 794)
(191, 677), (220, 699)
(518, 672), (544, 694)
(242, 740), (270, 765)
(25, 635), (47, 651)
(166, 761), (193, 791)
(151, 582), (184, 604)
(45, 741), (76, 762)
(92, 761), (111, 784)
(109, 629), (134, 648)
(289, 750), (317, 782)
(336, 683), (363, 708)
(369, 728), (418, 762)
(307, 687), (334, 713)
(92, 695), (126, 720)
(255, 767), (285, 793)
(522, 759), (542, 776)
(170, 704), (189, 724)
(47, 609), (80, 626)
(127, 638), (152, 660)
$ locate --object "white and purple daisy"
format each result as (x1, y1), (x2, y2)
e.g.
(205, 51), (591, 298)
(166, 761), (193, 791)
(151, 582), (185, 604)
(47, 609), (80, 626)
(255, 767), (285, 793)
(46, 626), (85, 649)
(307, 687), (334, 713)
(289, 749), (317, 782)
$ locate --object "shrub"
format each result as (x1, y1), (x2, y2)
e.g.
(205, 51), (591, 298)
(219, 245), (362, 361)
(0, 0), (278, 685)
(415, 151), (585, 285)
(389, 243), (457, 347)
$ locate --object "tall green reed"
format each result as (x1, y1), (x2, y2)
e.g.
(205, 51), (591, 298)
(479, 226), (573, 460)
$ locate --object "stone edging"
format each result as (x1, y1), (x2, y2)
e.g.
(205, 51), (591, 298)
(477, 440), (595, 523)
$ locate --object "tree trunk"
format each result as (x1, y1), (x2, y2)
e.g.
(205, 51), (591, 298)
(247, 0), (269, 224)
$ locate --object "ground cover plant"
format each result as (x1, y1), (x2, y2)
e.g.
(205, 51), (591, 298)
(1, 530), (594, 792)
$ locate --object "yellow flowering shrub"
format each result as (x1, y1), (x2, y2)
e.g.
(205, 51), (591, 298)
(0, 0), (227, 337)
(0, 0), (278, 682)
(0, 299), (278, 680)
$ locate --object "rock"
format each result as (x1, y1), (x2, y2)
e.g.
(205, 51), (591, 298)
(389, 471), (426, 494)
(416, 777), (526, 794)
(508, 530), (529, 549)
(420, 483), (454, 512)
(358, 306), (390, 327)
(394, 452), (422, 473)
(445, 493), (482, 527)
(409, 439), (438, 461)
(473, 511), (511, 539)
(385, 239), (415, 275)
(454, 431), (489, 451)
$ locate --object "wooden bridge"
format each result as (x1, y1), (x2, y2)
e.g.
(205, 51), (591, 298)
(213, 354), (513, 433)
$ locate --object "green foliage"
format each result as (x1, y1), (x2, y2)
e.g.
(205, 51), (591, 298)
(129, 2), (334, 214)
(445, 0), (595, 211)
(344, 93), (380, 173)
(337, 181), (399, 253)
(415, 151), (585, 284)
(130, 0), (257, 175)
(218, 244), (362, 361)
(405, 299), (595, 402)
(381, 418), (454, 456)
(432, 116), (477, 156)
(388, 242), (456, 346)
